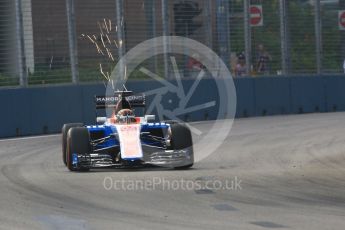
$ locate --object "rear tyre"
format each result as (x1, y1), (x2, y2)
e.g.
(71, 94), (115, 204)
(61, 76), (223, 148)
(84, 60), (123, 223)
(169, 123), (194, 169)
(62, 123), (83, 166)
(66, 127), (91, 172)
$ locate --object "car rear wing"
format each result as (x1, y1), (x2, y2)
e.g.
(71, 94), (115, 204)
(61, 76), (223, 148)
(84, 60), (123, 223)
(95, 91), (145, 109)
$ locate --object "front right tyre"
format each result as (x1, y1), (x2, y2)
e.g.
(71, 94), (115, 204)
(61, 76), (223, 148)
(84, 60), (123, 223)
(62, 123), (83, 166)
(66, 127), (91, 172)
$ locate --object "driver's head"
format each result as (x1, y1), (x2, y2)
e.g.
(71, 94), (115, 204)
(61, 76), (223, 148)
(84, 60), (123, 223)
(114, 98), (133, 117)
(117, 108), (133, 117)
(115, 98), (131, 112)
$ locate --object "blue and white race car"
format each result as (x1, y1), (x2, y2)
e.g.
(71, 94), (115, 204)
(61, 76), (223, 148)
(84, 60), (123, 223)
(62, 91), (194, 171)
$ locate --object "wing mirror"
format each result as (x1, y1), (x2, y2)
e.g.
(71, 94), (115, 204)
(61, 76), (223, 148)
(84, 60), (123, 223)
(144, 115), (155, 122)
(96, 117), (107, 124)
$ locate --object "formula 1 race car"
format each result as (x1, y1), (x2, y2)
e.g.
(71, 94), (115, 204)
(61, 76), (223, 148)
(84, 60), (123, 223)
(61, 91), (194, 171)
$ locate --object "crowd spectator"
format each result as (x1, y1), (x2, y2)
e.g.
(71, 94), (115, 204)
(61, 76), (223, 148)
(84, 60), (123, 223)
(187, 53), (204, 71)
(256, 44), (272, 75)
(186, 53), (205, 77)
(235, 53), (247, 77)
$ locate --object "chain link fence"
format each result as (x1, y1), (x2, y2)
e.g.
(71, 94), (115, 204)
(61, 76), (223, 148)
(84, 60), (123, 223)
(0, 0), (17, 86)
(1, 0), (345, 87)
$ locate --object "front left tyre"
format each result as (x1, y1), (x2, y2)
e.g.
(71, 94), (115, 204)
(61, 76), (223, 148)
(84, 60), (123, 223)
(169, 123), (194, 169)
(66, 127), (91, 171)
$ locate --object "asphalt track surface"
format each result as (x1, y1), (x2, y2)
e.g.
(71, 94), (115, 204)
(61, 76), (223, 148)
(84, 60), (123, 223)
(1, 113), (345, 230)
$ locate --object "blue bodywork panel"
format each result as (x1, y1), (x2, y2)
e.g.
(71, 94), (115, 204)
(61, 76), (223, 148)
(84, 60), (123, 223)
(86, 123), (170, 151)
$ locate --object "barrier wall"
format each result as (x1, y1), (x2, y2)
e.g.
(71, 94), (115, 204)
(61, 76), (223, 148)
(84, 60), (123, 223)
(0, 76), (344, 138)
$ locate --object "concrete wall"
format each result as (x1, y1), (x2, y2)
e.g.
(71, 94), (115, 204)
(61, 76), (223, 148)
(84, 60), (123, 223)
(0, 76), (344, 138)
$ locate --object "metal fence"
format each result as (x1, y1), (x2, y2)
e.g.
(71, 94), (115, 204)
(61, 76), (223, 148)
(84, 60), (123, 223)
(1, 0), (345, 87)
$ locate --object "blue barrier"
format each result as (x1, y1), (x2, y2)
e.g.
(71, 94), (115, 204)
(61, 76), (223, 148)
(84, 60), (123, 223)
(324, 76), (345, 112)
(80, 84), (105, 124)
(29, 86), (85, 135)
(234, 78), (255, 117)
(254, 77), (291, 116)
(0, 88), (30, 137)
(0, 76), (344, 138)
(290, 76), (326, 114)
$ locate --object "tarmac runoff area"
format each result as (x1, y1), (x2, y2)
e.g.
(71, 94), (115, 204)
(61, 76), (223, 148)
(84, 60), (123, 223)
(0, 112), (345, 229)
